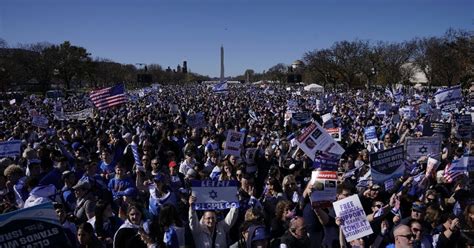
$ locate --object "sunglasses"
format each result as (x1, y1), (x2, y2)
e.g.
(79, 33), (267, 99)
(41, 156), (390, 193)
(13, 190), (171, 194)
(397, 234), (415, 240)
(412, 227), (422, 233)
(374, 204), (383, 208)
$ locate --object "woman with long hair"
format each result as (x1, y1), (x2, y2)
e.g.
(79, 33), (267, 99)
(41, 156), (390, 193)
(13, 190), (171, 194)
(88, 200), (122, 248)
(218, 161), (236, 181)
(113, 204), (147, 248)
(460, 203), (474, 245)
(158, 204), (186, 248)
(77, 222), (104, 248)
(270, 200), (294, 239)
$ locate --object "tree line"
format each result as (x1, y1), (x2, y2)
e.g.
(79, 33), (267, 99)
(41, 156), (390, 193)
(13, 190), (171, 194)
(237, 28), (473, 89)
(0, 28), (472, 92)
(0, 40), (209, 92)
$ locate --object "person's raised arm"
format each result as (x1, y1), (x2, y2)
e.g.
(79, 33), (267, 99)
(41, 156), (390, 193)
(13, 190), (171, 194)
(188, 195), (200, 232)
(222, 204), (239, 231)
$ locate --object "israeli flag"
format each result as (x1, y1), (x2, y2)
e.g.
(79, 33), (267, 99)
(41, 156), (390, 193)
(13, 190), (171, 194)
(434, 85), (462, 111)
(394, 89), (404, 103)
(213, 80), (228, 93)
(385, 88), (393, 99)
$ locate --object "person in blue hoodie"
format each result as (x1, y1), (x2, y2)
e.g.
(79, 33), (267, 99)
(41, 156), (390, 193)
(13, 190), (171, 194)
(108, 163), (134, 202)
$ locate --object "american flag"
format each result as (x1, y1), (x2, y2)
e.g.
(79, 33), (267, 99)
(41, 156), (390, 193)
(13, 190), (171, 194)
(90, 84), (128, 111)
(444, 157), (468, 183)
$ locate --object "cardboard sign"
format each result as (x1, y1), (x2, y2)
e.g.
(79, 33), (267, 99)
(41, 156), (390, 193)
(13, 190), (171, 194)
(191, 180), (239, 210)
(325, 128), (342, 142)
(223, 130), (244, 158)
(333, 195), (373, 242)
(370, 146), (405, 184)
(295, 122), (345, 160)
(310, 171), (337, 208)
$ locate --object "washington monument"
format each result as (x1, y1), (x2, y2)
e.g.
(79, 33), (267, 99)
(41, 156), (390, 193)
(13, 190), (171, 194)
(220, 45), (224, 82)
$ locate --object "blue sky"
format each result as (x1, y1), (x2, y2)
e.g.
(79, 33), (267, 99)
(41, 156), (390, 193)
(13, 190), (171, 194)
(1, 0), (472, 77)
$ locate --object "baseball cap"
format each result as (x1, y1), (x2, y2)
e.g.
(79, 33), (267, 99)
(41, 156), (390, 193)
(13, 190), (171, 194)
(73, 181), (91, 191)
(168, 161), (177, 168)
(412, 202), (426, 212)
(71, 142), (83, 151)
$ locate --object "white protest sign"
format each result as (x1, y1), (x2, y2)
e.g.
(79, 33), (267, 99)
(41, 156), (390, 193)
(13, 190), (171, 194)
(426, 157), (440, 177)
(322, 113), (334, 128)
(0, 140), (22, 158)
(245, 148), (258, 166)
(310, 170), (337, 208)
(191, 180), (239, 210)
(54, 108), (94, 121)
(295, 122), (345, 160)
(223, 130), (244, 158)
(333, 195), (373, 242)
(325, 128), (342, 142)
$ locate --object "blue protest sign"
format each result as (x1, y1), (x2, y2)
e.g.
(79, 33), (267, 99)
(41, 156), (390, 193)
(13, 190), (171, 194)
(0, 202), (70, 248)
(364, 126), (378, 144)
(370, 146), (405, 184)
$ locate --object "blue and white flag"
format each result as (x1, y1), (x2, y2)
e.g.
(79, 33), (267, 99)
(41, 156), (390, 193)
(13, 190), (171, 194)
(394, 89), (404, 103)
(0, 202), (70, 248)
(131, 143), (143, 169)
(191, 180), (239, 210)
(0, 140), (22, 158)
(213, 81), (228, 93)
(405, 136), (442, 161)
(434, 85), (462, 112)
(385, 88), (394, 99)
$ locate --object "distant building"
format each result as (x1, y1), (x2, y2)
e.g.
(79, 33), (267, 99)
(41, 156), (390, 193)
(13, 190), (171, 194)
(183, 61), (188, 73)
(401, 62), (428, 84)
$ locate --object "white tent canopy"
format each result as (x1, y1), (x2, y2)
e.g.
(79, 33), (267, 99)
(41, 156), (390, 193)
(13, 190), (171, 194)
(304, 83), (324, 92)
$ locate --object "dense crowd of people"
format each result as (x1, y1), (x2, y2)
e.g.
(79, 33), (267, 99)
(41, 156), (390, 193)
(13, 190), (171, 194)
(0, 83), (473, 248)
